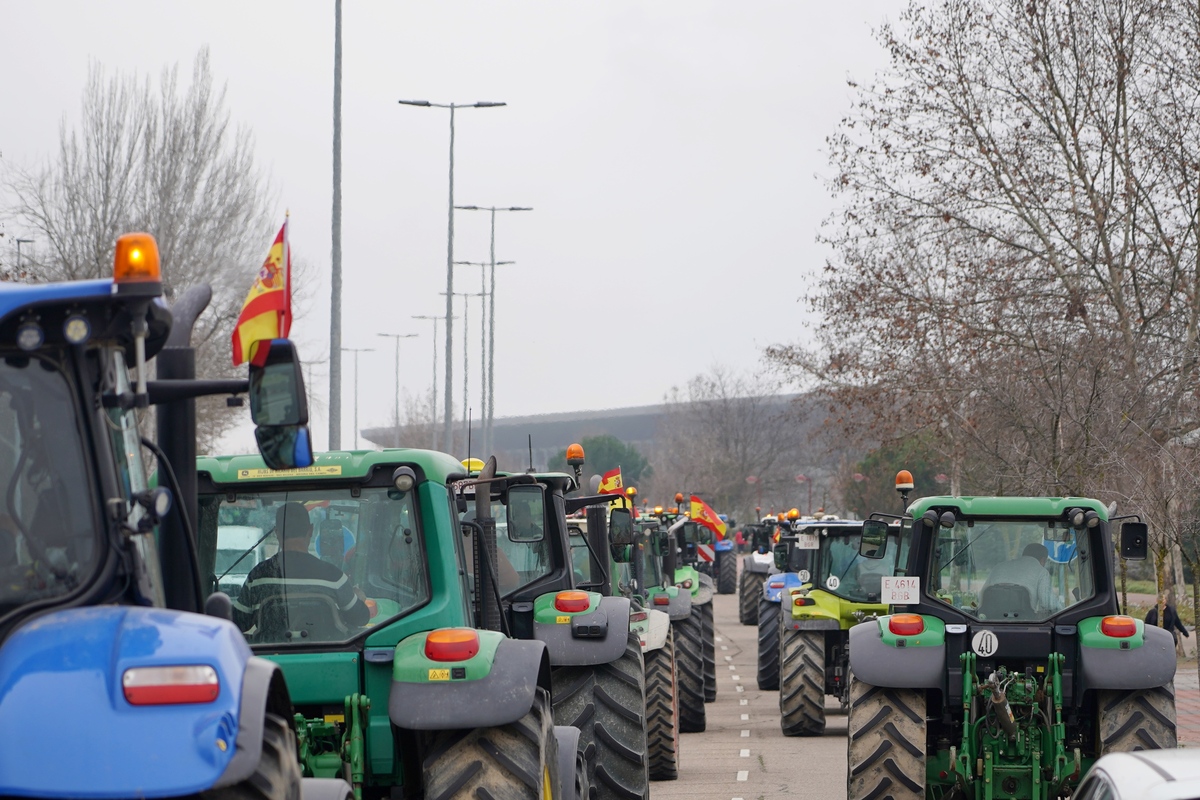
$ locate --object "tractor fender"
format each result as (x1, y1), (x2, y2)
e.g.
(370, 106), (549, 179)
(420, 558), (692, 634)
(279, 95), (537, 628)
(389, 636), (550, 730)
(1079, 621), (1177, 690)
(553, 726), (581, 800)
(0, 606), (251, 798)
(848, 619), (945, 689)
(638, 609), (672, 652)
(745, 551), (774, 575)
(693, 579), (714, 606)
(664, 586), (692, 621)
(535, 596), (632, 667)
(213, 656), (293, 788)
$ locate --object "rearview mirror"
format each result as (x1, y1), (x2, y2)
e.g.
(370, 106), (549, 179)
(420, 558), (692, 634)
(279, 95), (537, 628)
(1120, 521), (1148, 560)
(248, 339), (309, 426)
(506, 484), (546, 543)
(859, 520), (889, 559)
(254, 424), (313, 471)
(773, 542), (789, 571)
(610, 508), (634, 546)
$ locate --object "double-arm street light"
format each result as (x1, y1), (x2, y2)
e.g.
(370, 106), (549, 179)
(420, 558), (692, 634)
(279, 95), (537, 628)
(455, 205), (532, 454)
(412, 314), (456, 451)
(377, 332), (418, 445)
(398, 99), (506, 455)
(341, 347), (374, 450)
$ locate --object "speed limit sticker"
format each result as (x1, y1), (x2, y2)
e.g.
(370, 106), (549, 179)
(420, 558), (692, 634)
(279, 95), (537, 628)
(971, 630), (998, 657)
(826, 575), (841, 590)
(797, 570), (810, 583)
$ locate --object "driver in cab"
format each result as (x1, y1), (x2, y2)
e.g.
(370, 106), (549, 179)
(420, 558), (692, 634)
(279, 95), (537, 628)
(232, 502), (370, 634)
(983, 541), (1062, 615)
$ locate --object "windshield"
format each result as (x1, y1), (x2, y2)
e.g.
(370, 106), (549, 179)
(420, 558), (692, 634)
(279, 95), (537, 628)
(815, 526), (901, 604)
(463, 492), (553, 596)
(633, 529), (664, 591)
(0, 354), (98, 611)
(197, 486), (429, 645)
(927, 519), (1093, 622)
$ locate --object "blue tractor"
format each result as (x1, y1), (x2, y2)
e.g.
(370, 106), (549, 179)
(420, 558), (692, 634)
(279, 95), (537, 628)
(0, 234), (336, 800)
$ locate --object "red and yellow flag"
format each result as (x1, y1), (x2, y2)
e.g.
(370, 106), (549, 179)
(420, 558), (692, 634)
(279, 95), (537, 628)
(690, 495), (728, 539)
(232, 220), (292, 365)
(597, 467), (624, 495)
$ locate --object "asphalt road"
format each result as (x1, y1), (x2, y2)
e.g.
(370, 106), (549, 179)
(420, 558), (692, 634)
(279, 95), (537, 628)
(652, 586), (848, 800)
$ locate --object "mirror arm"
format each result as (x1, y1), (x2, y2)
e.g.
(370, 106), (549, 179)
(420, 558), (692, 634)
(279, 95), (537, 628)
(1108, 514), (1142, 524)
(565, 493), (626, 515)
(147, 379), (249, 405)
(868, 512), (907, 521)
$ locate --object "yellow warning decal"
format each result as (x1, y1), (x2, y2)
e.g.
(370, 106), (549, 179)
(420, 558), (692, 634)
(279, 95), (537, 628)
(556, 615), (571, 624)
(324, 714), (345, 724)
(428, 669), (450, 681)
(236, 465), (343, 480)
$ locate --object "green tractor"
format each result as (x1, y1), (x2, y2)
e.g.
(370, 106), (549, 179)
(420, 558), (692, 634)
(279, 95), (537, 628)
(771, 519), (905, 735)
(668, 518), (717, 720)
(846, 496), (1177, 800)
(196, 450), (579, 800)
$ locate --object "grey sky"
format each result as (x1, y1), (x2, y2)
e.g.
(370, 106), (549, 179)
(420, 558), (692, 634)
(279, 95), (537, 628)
(1, 1), (895, 452)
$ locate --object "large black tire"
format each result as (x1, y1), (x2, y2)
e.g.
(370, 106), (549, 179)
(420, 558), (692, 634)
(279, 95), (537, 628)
(672, 615), (707, 733)
(423, 686), (560, 800)
(701, 601), (716, 703)
(1098, 684), (1177, 752)
(780, 626), (826, 736)
(204, 713), (301, 800)
(756, 598), (780, 691)
(645, 627), (680, 781)
(846, 676), (924, 800)
(739, 569), (765, 625)
(717, 552), (736, 594)
(593, 632), (649, 800)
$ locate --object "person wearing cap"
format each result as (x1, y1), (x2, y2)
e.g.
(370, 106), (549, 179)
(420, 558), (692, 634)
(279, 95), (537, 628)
(233, 501), (370, 634)
(983, 541), (1062, 614)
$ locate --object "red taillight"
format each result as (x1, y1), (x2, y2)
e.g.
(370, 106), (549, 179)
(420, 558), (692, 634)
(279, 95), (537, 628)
(630, 611), (648, 622)
(425, 629), (480, 662)
(555, 591), (591, 613)
(793, 596), (813, 607)
(768, 580), (785, 589)
(122, 665), (219, 705)
(653, 595), (670, 606)
(889, 614), (925, 637)
(1100, 615), (1137, 638)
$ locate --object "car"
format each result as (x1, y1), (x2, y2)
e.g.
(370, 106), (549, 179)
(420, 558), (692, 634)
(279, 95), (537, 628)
(1074, 750), (1200, 800)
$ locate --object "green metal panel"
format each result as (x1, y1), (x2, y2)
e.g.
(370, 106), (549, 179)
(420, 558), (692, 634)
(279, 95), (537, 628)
(393, 629), (503, 683)
(267, 651), (361, 705)
(907, 495), (1110, 521)
(198, 448), (466, 487)
(362, 660), (398, 781)
(533, 590), (600, 623)
(1078, 615), (1145, 649)
(875, 614), (946, 648)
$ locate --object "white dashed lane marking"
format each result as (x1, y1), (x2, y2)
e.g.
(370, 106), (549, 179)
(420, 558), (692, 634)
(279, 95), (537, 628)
(736, 771), (749, 782)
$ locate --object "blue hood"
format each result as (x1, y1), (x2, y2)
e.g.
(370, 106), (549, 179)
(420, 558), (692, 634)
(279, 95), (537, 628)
(762, 571), (807, 603)
(0, 280), (113, 322)
(0, 606), (251, 798)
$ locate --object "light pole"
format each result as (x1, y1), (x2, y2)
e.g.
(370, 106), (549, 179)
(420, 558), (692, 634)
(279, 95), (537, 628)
(441, 290), (485, 453)
(341, 347), (373, 450)
(330, 0), (344, 450)
(455, 259), (514, 447)
(455, 205), (532, 453)
(412, 314), (455, 450)
(377, 332), (418, 446)
(398, 100), (506, 455)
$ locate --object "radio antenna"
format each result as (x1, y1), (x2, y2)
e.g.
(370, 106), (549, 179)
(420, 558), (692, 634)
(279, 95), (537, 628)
(467, 409), (473, 473)
(528, 434), (534, 473)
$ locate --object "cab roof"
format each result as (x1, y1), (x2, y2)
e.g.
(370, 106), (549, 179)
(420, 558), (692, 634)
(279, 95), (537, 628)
(198, 448), (467, 486)
(906, 496), (1110, 521)
(0, 279), (114, 320)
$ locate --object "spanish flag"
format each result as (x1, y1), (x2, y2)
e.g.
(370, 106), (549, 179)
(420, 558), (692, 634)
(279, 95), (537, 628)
(690, 495), (728, 539)
(597, 467), (623, 495)
(232, 220), (292, 365)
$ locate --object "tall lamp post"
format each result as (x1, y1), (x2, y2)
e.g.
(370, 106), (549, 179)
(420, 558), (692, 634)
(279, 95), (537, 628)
(377, 332), (418, 446)
(412, 314), (455, 450)
(455, 205), (532, 454)
(341, 346), (373, 450)
(454, 259), (514, 446)
(398, 100), (506, 455)
(441, 290), (485, 452)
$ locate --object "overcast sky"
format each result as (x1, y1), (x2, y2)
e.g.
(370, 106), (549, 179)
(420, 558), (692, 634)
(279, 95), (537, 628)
(0, 1), (896, 453)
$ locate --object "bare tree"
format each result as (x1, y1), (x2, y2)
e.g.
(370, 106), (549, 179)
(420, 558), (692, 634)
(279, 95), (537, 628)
(2, 49), (276, 450)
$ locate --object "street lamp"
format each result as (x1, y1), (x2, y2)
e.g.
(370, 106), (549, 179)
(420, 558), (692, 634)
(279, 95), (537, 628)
(455, 258), (514, 443)
(412, 314), (456, 450)
(455, 205), (532, 454)
(377, 332), (418, 446)
(341, 347), (374, 450)
(441, 290), (485, 452)
(398, 100), (506, 455)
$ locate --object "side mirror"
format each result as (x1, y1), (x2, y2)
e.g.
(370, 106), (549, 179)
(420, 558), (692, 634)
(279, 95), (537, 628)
(773, 542), (789, 571)
(610, 508), (634, 546)
(859, 520), (889, 559)
(506, 484), (546, 543)
(248, 339), (312, 470)
(254, 424), (313, 471)
(1120, 522), (1148, 560)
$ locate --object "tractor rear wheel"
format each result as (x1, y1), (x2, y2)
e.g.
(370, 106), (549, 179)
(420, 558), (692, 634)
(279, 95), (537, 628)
(1098, 683), (1177, 752)
(756, 599), (780, 691)
(592, 633), (649, 800)
(645, 627), (680, 781)
(422, 686), (560, 800)
(672, 615), (707, 733)
(779, 627), (826, 736)
(739, 569), (765, 625)
(204, 713), (301, 800)
(717, 552), (736, 594)
(701, 601), (716, 702)
(846, 675), (924, 800)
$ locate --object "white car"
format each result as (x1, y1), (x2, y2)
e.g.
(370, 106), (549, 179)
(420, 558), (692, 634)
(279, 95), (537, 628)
(1074, 750), (1200, 800)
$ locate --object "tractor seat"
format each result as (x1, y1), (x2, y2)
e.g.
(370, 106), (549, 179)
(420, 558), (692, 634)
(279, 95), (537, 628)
(253, 592), (353, 643)
(978, 583), (1037, 620)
